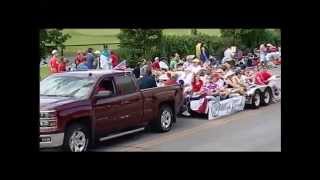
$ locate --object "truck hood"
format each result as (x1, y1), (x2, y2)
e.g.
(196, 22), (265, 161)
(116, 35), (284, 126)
(40, 96), (79, 110)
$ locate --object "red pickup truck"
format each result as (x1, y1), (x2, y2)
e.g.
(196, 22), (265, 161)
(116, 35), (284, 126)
(40, 70), (183, 152)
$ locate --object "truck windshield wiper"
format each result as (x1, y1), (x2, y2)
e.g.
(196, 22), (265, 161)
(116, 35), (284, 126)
(40, 94), (71, 97)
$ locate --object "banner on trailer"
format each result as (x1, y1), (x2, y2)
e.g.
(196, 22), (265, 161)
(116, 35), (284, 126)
(208, 96), (245, 120)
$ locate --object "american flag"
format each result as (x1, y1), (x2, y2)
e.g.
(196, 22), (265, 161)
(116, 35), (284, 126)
(113, 60), (127, 70)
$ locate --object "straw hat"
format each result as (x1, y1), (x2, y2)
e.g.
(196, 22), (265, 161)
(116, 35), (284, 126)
(224, 71), (235, 78)
(192, 58), (201, 63)
(52, 49), (58, 55)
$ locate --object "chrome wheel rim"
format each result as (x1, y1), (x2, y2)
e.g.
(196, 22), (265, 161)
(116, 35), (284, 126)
(254, 93), (260, 106)
(264, 91), (270, 103)
(69, 130), (87, 152)
(161, 110), (172, 129)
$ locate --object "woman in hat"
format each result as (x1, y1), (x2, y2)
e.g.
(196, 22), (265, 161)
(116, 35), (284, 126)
(49, 49), (59, 73)
(190, 58), (202, 74)
(224, 71), (246, 95)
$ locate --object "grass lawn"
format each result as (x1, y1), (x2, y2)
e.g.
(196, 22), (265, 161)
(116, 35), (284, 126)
(63, 29), (220, 45)
(61, 29), (220, 56)
(40, 66), (50, 80)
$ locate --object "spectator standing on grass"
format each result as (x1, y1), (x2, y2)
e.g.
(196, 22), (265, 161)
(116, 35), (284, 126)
(75, 50), (84, 68)
(94, 50), (101, 69)
(49, 50), (59, 73)
(196, 41), (202, 59)
(77, 58), (89, 71)
(85, 48), (95, 69)
(110, 50), (119, 68)
(100, 49), (111, 70)
(200, 43), (209, 63)
(57, 56), (67, 72)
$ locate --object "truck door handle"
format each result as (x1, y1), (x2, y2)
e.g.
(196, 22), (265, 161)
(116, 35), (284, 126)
(120, 115), (129, 119)
(121, 100), (130, 104)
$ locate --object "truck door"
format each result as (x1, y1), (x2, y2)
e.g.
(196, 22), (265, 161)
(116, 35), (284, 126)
(114, 74), (144, 130)
(93, 77), (121, 136)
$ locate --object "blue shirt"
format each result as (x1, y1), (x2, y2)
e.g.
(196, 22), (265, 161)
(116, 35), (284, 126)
(77, 63), (89, 71)
(139, 75), (157, 89)
(86, 53), (95, 69)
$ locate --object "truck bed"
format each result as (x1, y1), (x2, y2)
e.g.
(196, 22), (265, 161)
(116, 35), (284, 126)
(140, 85), (183, 124)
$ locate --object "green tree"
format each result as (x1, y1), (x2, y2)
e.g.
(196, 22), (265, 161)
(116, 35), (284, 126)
(117, 29), (163, 67)
(40, 29), (71, 60)
(221, 29), (281, 49)
(191, 29), (198, 35)
(220, 29), (242, 47)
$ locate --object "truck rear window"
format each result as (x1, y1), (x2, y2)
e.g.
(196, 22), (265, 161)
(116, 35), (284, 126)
(115, 75), (136, 95)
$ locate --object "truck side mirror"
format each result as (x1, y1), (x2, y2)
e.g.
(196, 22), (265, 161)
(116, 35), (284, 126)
(95, 90), (113, 99)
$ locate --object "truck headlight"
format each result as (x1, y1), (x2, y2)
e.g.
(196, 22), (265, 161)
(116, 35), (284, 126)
(40, 111), (58, 129)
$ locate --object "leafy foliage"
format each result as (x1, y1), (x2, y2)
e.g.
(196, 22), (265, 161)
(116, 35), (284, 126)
(40, 29), (71, 60)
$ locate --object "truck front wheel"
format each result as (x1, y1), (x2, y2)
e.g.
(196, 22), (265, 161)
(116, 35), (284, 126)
(63, 123), (90, 152)
(153, 105), (174, 132)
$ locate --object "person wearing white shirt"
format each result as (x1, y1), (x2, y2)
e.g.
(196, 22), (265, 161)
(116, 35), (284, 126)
(222, 47), (233, 64)
(190, 58), (202, 74)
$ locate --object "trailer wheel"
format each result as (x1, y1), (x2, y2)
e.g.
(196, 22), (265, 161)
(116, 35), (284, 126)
(261, 87), (272, 106)
(251, 90), (261, 109)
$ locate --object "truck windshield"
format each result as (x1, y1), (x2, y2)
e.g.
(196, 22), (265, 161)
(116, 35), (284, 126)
(40, 76), (95, 98)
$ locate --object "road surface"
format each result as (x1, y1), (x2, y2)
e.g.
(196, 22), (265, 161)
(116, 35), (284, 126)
(90, 102), (280, 152)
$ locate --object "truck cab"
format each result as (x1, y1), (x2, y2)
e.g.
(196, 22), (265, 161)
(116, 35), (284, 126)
(40, 70), (183, 152)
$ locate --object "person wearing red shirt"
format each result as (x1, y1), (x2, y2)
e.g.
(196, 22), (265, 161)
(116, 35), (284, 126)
(164, 73), (178, 86)
(191, 74), (203, 93)
(110, 51), (119, 68)
(74, 50), (84, 68)
(57, 57), (67, 73)
(151, 57), (160, 70)
(49, 50), (59, 73)
(255, 68), (272, 85)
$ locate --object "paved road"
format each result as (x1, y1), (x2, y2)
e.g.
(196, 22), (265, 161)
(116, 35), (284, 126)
(90, 102), (281, 152)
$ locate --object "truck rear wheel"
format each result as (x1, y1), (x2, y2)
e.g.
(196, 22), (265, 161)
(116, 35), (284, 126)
(153, 105), (174, 132)
(63, 123), (90, 152)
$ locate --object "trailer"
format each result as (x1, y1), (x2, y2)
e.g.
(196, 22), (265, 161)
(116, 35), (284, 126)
(188, 75), (281, 120)
(244, 75), (281, 109)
